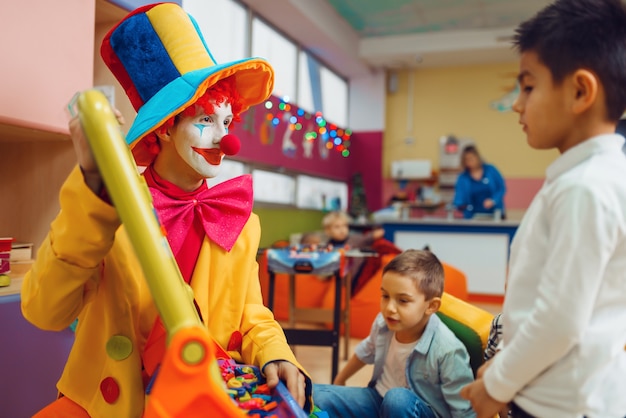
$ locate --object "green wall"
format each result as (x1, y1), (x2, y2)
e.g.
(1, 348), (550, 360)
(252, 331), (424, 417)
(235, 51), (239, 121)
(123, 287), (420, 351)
(254, 207), (326, 249)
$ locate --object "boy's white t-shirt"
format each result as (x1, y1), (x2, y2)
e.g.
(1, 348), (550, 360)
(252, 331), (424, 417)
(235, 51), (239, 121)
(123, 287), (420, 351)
(375, 333), (416, 396)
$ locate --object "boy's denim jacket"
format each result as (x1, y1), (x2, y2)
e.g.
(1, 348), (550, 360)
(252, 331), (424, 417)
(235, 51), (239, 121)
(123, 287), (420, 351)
(355, 313), (476, 418)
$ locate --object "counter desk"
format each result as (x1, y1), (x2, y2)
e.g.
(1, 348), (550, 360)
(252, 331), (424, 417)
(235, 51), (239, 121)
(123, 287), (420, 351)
(381, 212), (523, 299)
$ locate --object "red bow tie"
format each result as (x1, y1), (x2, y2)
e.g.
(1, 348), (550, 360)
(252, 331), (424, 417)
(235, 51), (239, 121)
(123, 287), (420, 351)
(147, 171), (253, 254)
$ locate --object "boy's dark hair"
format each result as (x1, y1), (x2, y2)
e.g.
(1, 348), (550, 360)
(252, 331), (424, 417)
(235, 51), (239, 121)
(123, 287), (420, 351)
(513, 0), (626, 121)
(383, 249), (444, 300)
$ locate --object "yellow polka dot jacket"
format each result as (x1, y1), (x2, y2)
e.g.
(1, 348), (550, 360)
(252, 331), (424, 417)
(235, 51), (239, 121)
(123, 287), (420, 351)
(21, 166), (310, 417)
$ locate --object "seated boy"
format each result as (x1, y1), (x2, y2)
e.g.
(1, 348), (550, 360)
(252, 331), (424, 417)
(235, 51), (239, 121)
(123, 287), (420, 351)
(321, 211), (384, 251)
(314, 249), (476, 418)
(300, 231), (325, 249)
(321, 211), (401, 295)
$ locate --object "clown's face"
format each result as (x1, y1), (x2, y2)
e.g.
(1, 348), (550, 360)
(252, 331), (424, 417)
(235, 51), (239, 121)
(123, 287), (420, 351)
(156, 101), (233, 190)
(173, 101), (232, 178)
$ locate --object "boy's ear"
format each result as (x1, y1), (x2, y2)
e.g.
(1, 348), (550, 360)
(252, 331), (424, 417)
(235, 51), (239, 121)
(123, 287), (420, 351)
(570, 69), (599, 115)
(426, 297), (442, 315)
(155, 126), (172, 143)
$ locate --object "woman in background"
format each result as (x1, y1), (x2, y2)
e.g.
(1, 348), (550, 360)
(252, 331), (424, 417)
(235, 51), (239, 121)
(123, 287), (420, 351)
(453, 145), (506, 219)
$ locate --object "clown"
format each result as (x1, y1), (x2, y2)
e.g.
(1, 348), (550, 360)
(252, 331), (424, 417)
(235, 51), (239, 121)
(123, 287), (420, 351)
(21, 3), (311, 417)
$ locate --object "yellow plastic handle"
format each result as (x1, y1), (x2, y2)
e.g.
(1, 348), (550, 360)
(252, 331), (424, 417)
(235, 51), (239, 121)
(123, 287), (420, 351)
(76, 89), (202, 339)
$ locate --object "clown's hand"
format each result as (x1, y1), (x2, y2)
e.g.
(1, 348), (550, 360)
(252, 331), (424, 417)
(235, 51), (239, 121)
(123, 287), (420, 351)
(69, 108), (125, 194)
(263, 361), (306, 408)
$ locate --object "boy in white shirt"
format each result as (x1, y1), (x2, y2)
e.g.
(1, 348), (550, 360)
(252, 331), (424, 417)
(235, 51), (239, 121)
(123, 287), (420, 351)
(461, 1), (626, 417)
(314, 249), (476, 418)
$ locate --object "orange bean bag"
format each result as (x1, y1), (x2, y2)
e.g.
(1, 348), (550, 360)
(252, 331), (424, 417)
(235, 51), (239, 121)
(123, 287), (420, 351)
(442, 262), (469, 301)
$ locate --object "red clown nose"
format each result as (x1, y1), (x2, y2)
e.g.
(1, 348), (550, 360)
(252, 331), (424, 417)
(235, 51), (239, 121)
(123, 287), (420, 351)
(220, 134), (241, 156)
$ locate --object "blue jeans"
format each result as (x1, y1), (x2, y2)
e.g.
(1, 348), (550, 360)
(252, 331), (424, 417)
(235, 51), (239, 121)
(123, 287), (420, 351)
(313, 384), (436, 418)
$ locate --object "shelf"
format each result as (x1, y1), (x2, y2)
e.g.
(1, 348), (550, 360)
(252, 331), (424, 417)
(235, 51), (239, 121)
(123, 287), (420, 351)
(0, 120), (69, 142)
(0, 272), (24, 298)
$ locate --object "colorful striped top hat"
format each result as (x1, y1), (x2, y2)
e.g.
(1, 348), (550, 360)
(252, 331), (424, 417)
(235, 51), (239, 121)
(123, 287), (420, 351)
(101, 2), (274, 166)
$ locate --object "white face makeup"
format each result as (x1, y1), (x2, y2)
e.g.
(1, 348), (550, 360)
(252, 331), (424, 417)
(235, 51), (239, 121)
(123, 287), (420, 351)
(170, 101), (233, 179)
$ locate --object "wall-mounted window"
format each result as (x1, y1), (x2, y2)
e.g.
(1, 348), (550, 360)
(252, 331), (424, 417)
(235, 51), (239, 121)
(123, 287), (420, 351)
(205, 159), (348, 209)
(183, 0), (247, 63)
(252, 17), (297, 101)
(206, 160), (247, 187)
(297, 51), (316, 115)
(299, 51), (348, 127)
(296, 175), (348, 211)
(252, 170), (296, 205)
(183, 0), (349, 127)
(321, 66), (348, 127)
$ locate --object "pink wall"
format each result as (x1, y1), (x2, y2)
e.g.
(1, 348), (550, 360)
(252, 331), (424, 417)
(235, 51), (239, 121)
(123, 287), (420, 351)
(0, 1), (94, 134)
(236, 95), (350, 180)
(381, 176), (545, 212)
(503, 178), (544, 210)
(347, 131), (384, 212)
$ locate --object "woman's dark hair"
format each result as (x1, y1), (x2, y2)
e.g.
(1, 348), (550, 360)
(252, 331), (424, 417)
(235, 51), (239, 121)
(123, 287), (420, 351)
(513, 0), (626, 121)
(461, 145), (483, 170)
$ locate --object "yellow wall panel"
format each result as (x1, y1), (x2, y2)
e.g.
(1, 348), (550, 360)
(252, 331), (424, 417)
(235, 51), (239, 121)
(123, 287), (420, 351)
(384, 62), (558, 179)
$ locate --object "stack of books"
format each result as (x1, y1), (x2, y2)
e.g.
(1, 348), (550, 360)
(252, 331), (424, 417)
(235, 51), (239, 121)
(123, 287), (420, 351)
(0, 237), (34, 276)
(1, 237), (12, 286)
(0, 237), (12, 275)
(9, 241), (34, 275)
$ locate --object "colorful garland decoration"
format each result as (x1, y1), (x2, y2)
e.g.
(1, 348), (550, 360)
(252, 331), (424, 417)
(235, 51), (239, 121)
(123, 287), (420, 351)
(263, 96), (352, 157)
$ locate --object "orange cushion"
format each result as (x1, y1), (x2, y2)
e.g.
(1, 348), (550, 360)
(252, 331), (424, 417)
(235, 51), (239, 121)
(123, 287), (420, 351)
(442, 262), (469, 301)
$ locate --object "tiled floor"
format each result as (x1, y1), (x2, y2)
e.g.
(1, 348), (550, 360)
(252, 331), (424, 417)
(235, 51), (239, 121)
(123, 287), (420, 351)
(289, 302), (503, 386)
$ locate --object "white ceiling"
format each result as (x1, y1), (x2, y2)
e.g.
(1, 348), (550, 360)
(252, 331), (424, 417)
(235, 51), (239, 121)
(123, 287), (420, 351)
(239, 0), (552, 77)
(97, 0), (552, 78)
